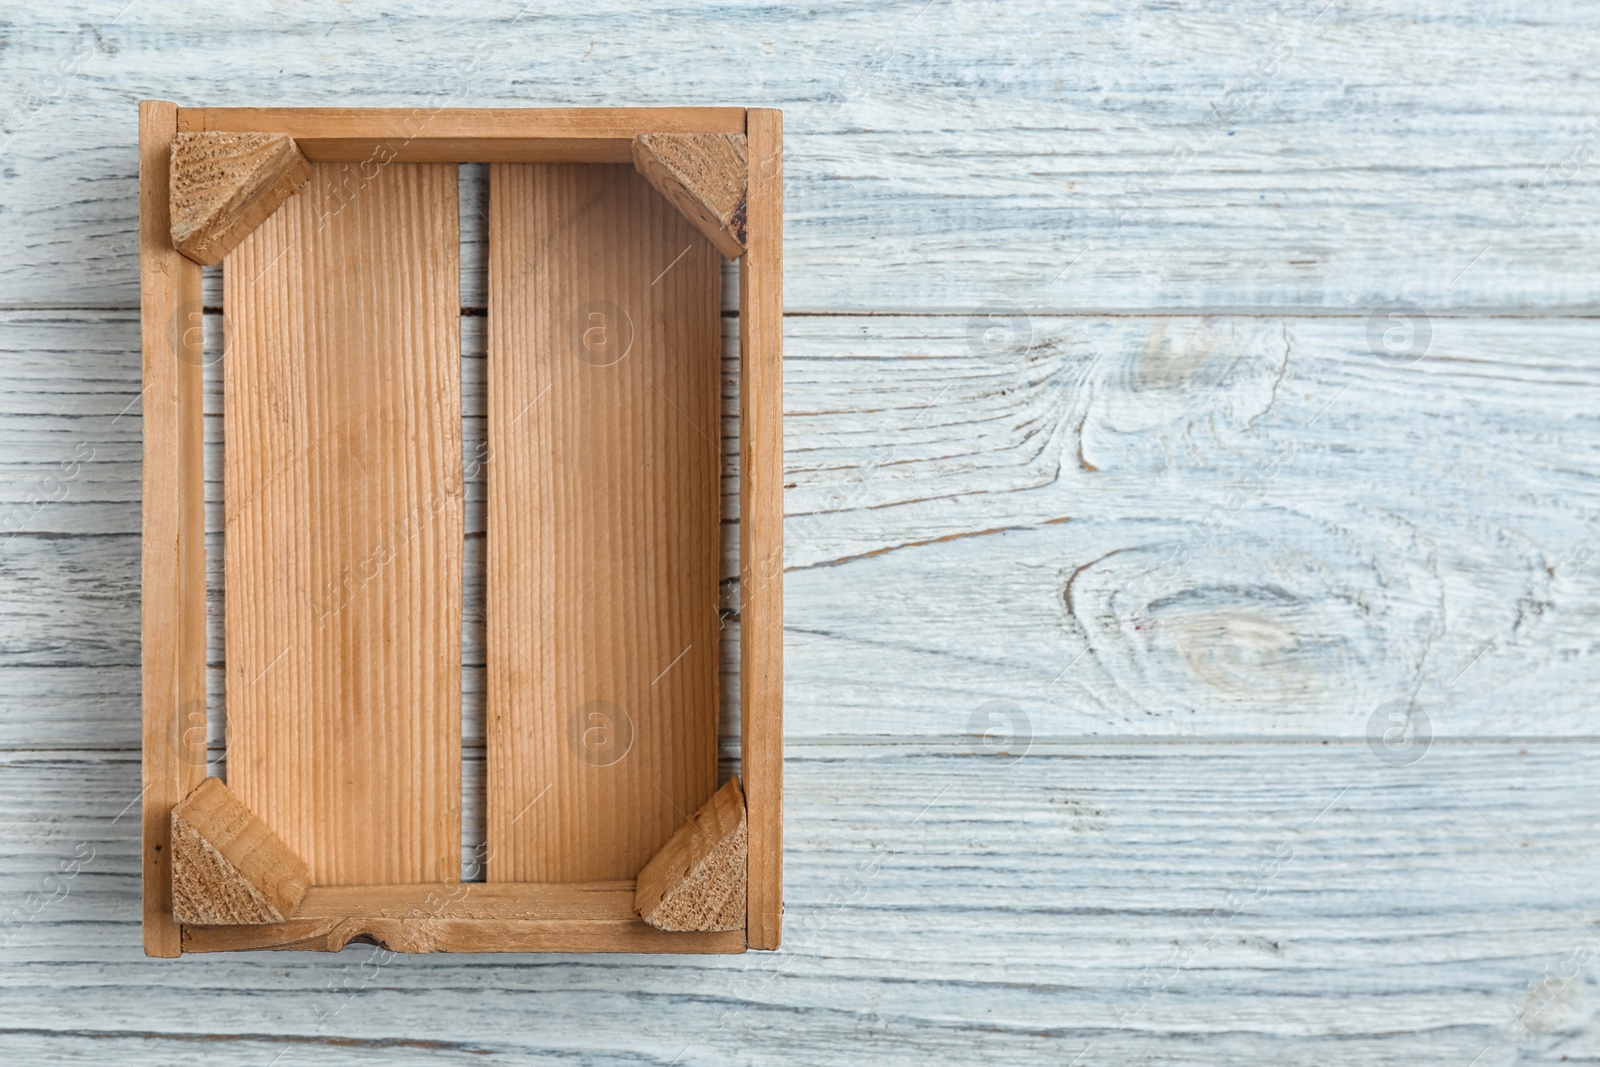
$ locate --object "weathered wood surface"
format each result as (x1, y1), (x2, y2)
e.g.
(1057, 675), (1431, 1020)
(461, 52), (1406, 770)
(3, 0), (1600, 1060)
(5, 309), (1599, 747)
(1, 746), (1599, 1064)
(5, 2), (1600, 312)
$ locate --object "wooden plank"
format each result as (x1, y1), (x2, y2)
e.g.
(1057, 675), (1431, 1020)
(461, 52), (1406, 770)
(176, 107), (747, 163)
(13, 7), (1600, 312)
(138, 99), (206, 959)
(486, 163), (721, 883)
(17, 0), (1600, 1044)
(739, 108), (784, 950)
(180, 882), (745, 954)
(223, 161), (462, 885)
(11, 744), (1600, 1062)
(18, 308), (1600, 749)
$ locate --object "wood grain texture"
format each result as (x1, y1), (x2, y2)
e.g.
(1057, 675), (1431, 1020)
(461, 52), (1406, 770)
(168, 131), (309, 265)
(170, 777), (309, 924)
(740, 108), (784, 950)
(5, 746), (1600, 1063)
(15, 310), (1600, 748)
(486, 163), (721, 882)
(137, 99), (205, 959)
(632, 133), (748, 258)
(181, 882), (744, 954)
(223, 160), (462, 885)
(7, 0), (1600, 1057)
(10, 4), (1600, 311)
(178, 107), (746, 163)
(635, 776), (746, 932)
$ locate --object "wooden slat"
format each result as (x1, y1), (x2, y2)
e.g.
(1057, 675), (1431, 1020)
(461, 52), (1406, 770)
(138, 99), (206, 958)
(739, 108), (784, 950)
(180, 882), (746, 954)
(486, 163), (721, 883)
(223, 161), (462, 885)
(176, 107), (747, 163)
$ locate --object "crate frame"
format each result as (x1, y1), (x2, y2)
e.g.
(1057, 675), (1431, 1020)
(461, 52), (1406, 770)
(138, 103), (782, 956)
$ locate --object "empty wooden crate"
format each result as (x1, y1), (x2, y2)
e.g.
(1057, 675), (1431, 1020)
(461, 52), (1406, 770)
(139, 104), (782, 955)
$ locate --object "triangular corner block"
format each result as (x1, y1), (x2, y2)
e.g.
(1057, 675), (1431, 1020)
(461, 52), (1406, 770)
(170, 777), (310, 925)
(169, 131), (310, 265)
(632, 132), (748, 260)
(635, 776), (747, 932)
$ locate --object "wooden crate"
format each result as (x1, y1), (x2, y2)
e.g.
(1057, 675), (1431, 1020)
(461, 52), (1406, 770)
(138, 103), (782, 955)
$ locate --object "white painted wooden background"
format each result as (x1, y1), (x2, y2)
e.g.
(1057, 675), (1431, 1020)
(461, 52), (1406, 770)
(3, 1), (1599, 1063)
